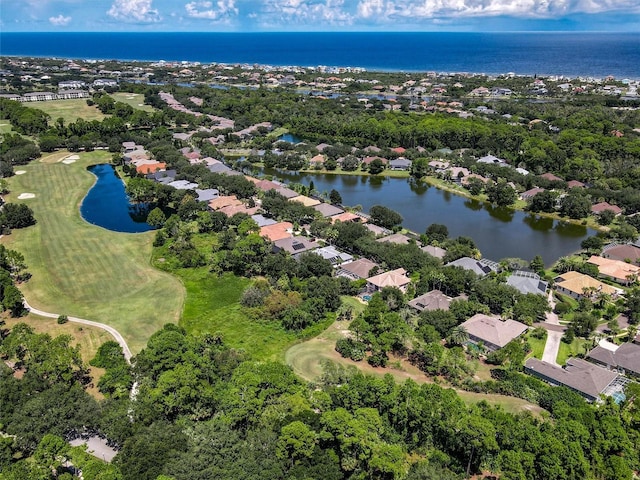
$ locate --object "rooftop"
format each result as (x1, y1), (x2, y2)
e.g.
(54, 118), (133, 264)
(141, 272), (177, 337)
(461, 314), (528, 349)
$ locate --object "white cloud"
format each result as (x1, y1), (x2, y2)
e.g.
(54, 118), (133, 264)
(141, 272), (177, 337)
(354, 0), (640, 21)
(262, 0), (353, 25)
(49, 14), (71, 26)
(107, 0), (161, 23)
(185, 0), (238, 20)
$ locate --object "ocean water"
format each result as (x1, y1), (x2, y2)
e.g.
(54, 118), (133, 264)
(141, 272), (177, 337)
(1, 32), (639, 78)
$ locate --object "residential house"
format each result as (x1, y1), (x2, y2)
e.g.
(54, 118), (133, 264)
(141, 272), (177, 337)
(408, 290), (457, 312)
(275, 187), (299, 199)
(445, 257), (500, 277)
(587, 342), (640, 378)
(273, 236), (320, 258)
(136, 162), (166, 175)
(422, 245), (447, 259)
(587, 255), (640, 285)
(331, 212), (364, 224)
(259, 221), (294, 242)
(364, 223), (391, 236)
(208, 195), (242, 211)
(251, 214), (277, 228)
(520, 187), (545, 200)
(506, 271), (549, 295)
(313, 246), (354, 266)
(337, 258), (379, 280)
(389, 158), (413, 170)
(313, 203), (345, 218)
(567, 180), (586, 189)
(540, 173), (563, 182)
(122, 141), (139, 153)
(309, 154), (326, 167)
(591, 202), (623, 216)
(291, 195), (321, 207)
(524, 358), (619, 403)
(376, 233), (412, 245)
(477, 154), (508, 167)
(554, 271), (620, 299)
(195, 189), (219, 203)
(147, 169), (177, 183)
(366, 268), (411, 293)
(460, 314), (528, 351)
(602, 243), (640, 264)
(168, 180), (198, 191)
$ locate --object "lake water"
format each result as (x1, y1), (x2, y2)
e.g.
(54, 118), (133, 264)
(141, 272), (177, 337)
(265, 170), (593, 264)
(80, 164), (154, 233)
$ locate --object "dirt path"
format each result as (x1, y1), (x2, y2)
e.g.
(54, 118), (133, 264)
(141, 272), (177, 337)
(23, 299), (132, 363)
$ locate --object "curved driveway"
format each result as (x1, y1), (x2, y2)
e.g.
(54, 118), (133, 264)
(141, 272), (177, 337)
(23, 300), (132, 363)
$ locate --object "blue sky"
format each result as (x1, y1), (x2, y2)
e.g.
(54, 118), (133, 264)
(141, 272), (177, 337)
(1, 0), (639, 32)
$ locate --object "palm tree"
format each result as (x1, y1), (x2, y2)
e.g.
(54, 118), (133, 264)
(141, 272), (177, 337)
(449, 325), (469, 346)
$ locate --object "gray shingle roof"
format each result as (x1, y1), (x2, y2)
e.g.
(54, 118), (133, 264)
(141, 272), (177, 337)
(525, 357), (618, 400)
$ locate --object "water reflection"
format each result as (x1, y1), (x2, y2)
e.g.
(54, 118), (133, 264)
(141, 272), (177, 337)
(262, 168), (593, 263)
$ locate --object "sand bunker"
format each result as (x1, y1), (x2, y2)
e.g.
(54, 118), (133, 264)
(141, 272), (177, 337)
(17, 193), (35, 199)
(62, 159), (76, 164)
(66, 155), (80, 160)
(14, 170), (26, 175)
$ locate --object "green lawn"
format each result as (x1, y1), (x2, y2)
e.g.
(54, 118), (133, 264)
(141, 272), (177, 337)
(557, 337), (592, 365)
(32, 99), (106, 124)
(0, 122), (13, 134)
(526, 335), (547, 360)
(110, 92), (156, 112)
(176, 268), (297, 361)
(2, 151), (184, 353)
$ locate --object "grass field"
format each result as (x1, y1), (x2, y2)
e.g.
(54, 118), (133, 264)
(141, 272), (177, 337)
(2, 150), (184, 353)
(110, 92), (156, 112)
(557, 337), (592, 365)
(527, 335), (547, 360)
(32, 99), (106, 125)
(285, 318), (544, 415)
(0, 122), (13, 135)
(175, 268), (297, 361)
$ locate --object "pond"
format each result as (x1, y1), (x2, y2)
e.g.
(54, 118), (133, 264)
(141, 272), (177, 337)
(80, 164), (155, 233)
(264, 169), (595, 265)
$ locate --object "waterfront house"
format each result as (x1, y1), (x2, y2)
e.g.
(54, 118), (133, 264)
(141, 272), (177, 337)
(554, 271), (620, 299)
(591, 202), (623, 216)
(331, 212), (364, 224)
(366, 268), (411, 293)
(445, 257), (500, 277)
(291, 195), (321, 207)
(460, 314), (528, 352)
(337, 258), (379, 280)
(421, 245), (447, 259)
(506, 271), (548, 295)
(587, 255), (640, 285)
(520, 187), (545, 200)
(147, 169), (176, 183)
(136, 162), (166, 175)
(602, 243), (640, 264)
(376, 233), (412, 245)
(275, 187), (299, 199)
(389, 158), (412, 170)
(313, 203), (344, 218)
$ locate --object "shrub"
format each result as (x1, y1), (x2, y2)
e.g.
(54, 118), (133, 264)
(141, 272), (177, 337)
(57, 315), (68, 324)
(335, 338), (366, 361)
